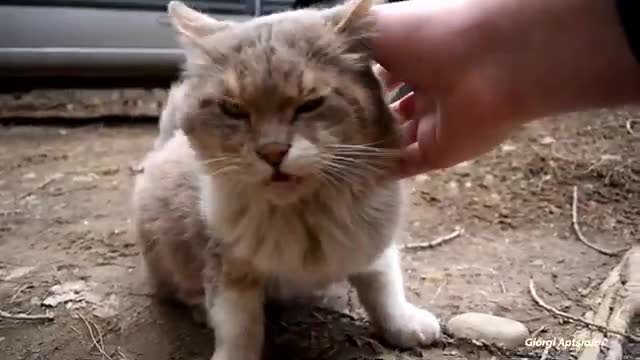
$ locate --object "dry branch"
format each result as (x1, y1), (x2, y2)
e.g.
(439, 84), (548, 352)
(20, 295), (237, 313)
(577, 281), (619, 360)
(0, 308), (54, 321)
(605, 247), (640, 360)
(528, 279), (639, 342)
(16, 174), (63, 201)
(571, 186), (627, 256)
(572, 310), (594, 352)
(626, 119), (638, 136)
(401, 227), (464, 251)
(77, 312), (114, 360)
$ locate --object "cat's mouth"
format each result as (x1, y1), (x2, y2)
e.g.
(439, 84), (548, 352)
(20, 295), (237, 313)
(269, 170), (302, 184)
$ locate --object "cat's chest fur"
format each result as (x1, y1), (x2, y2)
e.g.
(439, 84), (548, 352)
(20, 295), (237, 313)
(200, 175), (404, 288)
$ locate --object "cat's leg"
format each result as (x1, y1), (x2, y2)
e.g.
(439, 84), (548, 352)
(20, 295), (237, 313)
(206, 259), (265, 360)
(349, 245), (441, 348)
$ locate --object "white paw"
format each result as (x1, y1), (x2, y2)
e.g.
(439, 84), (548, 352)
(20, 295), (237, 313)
(379, 303), (441, 348)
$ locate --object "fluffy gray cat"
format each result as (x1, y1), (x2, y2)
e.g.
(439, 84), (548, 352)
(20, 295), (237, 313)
(131, 1), (441, 359)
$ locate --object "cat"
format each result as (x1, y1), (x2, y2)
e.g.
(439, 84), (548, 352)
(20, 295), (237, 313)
(131, 1), (441, 359)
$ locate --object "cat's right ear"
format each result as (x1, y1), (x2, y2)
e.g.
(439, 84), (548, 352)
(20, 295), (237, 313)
(168, 1), (230, 40)
(168, 1), (232, 66)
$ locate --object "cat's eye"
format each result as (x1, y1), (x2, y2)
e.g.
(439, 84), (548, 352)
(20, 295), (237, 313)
(219, 100), (250, 120)
(295, 97), (325, 116)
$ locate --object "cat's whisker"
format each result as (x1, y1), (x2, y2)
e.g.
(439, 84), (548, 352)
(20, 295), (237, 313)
(199, 156), (243, 165)
(327, 139), (399, 148)
(327, 154), (393, 165)
(317, 170), (342, 192)
(323, 153), (390, 172)
(327, 142), (387, 149)
(322, 162), (357, 182)
(322, 160), (376, 185)
(326, 156), (387, 175)
(207, 165), (242, 177)
(327, 146), (403, 158)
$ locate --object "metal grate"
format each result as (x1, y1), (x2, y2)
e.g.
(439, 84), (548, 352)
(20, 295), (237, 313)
(259, 0), (295, 15)
(0, 0), (254, 15)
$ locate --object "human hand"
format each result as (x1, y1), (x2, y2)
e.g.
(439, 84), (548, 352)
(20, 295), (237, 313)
(371, 0), (640, 178)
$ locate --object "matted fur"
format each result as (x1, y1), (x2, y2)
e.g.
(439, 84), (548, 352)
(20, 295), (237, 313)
(132, 1), (441, 359)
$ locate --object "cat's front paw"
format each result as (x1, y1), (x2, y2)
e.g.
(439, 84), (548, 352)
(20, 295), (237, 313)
(379, 302), (441, 348)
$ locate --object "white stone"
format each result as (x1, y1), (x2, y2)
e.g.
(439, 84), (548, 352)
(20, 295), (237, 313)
(446, 312), (529, 349)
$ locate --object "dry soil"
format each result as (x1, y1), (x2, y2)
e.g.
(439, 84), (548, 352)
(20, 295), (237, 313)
(0, 103), (639, 360)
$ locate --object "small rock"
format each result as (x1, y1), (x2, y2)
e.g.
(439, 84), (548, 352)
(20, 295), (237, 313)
(420, 271), (446, 283)
(415, 174), (429, 183)
(531, 259), (545, 267)
(446, 312), (529, 349)
(42, 281), (88, 307)
(539, 136), (555, 145)
(501, 143), (517, 152)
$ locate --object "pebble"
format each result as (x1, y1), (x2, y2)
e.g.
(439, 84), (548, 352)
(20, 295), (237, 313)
(446, 312), (529, 349)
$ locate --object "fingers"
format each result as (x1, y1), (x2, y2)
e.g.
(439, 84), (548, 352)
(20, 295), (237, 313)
(373, 63), (404, 93)
(390, 92), (415, 122)
(401, 119), (418, 146)
(394, 107), (440, 179)
(391, 92), (436, 150)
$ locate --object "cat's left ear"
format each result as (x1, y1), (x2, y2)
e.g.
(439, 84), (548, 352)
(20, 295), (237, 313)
(324, 0), (378, 34)
(334, 0), (374, 33)
(168, 1), (232, 41)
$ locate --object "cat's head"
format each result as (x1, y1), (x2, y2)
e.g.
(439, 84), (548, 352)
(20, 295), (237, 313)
(167, 0), (401, 204)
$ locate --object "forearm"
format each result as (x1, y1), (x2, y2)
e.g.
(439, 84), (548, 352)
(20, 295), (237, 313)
(495, 0), (640, 120)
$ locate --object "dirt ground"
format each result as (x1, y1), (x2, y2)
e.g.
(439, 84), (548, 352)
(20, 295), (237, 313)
(0, 103), (639, 360)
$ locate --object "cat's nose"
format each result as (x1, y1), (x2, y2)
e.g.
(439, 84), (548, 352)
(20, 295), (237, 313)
(256, 143), (290, 167)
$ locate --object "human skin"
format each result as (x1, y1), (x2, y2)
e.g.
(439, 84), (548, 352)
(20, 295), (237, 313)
(370, 0), (640, 177)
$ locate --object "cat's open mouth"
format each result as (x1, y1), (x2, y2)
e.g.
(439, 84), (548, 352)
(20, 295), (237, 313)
(270, 171), (301, 184)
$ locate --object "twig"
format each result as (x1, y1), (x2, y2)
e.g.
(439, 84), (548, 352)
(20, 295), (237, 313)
(571, 186), (627, 256)
(16, 174), (62, 200)
(116, 348), (130, 360)
(49, 184), (98, 197)
(530, 325), (546, 338)
(579, 279), (599, 297)
(573, 310), (594, 356)
(577, 281), (619, 360)
(69, 324), (83, 337)
(605, 247), (640, 360)
(499, 280), (507, 294)
(77, 312), (113, 360)
(578, 250), (634, 360)
(66, 166), (120, 176)
(528, 279), (639, 342)
(9, 283), (31, 303)
(540, 342), (551, 360)
(470, 338), (511, 357)
(626, 119), (637, 136)
(402, 227), (464, 251)
(0, 308), (54, 321)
